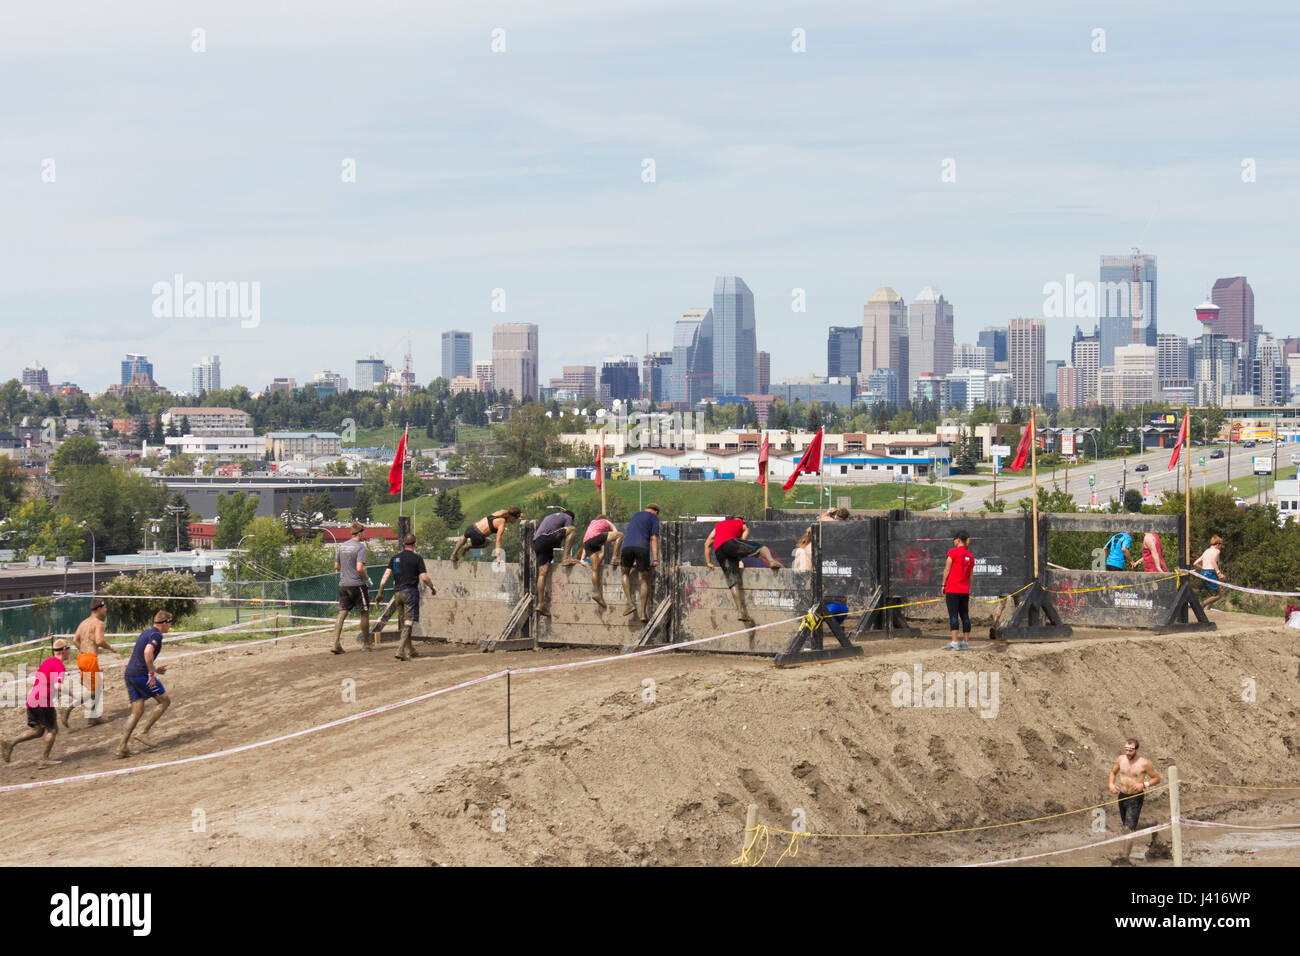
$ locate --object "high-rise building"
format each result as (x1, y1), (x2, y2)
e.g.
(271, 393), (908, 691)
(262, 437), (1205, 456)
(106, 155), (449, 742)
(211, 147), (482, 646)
(986, 373), (1015, 408)
(441, 331), (473, 381)
(21, 361), (51, 395)
(1254, 335), (1289, 406)
(907, 285), (955, 398)
(953, 343), (993, 374)
(827, 326), (862, 389)
(862, 287), (908, 392)
(670, 308), (713, 407)
(121, 354), (153, 390)
(311, 370), (348, 396)
(947, 368), (988, 411)
(1102, 344), (1158, 408)
(1156, 333), (1190, 388)
(1044, 359), (1066, 407)
(492, 323), (540, 402)
(712, 276), (757, 397)
(355, 356), (386, 392)
(977, 327), (1008, 369)
(1056, 365), (1077, 410)
(1099, 251), (1157, 366)
(1210, 277), (1255, 362)
(191, 355), (221, 396)
(865, 368), (900, 407)
(757, 351), (771, 395)
(642, 351), (672, 404)
(600, 356), (640, 403)
(1071, 333), (1100, 407)
(551, 366), (596, 401)
(475, 362), (495, 393)
(1007, 318), (1046, 406)
(1191, 332), (1242, 406)
(914, 372), (952, 414)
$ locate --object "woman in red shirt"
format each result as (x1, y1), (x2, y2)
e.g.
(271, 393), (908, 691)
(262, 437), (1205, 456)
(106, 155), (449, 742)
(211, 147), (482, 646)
(942, 531), (975, 649)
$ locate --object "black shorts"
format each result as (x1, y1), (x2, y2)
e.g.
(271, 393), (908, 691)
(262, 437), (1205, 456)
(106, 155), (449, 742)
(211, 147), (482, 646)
(463, 525), (488, 549)
(583, 532), (610, 554)
(532, 529), (567, 567)
(715, 538), (761, 585)
(338, 585), (370, 613)
(1118, 790), (1144, 830)
(26, 706), (56, 732)
(620, 546), (651, 572)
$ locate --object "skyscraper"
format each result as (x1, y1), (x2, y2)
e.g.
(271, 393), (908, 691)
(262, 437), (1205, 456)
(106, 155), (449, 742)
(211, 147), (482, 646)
(21, 362), (50, 395)
(712, 276), (757, 397)
(492, 323), (540, 401)
(191, 355), (221, 396)
(441, 331), (472, 380)
(1071, 332), (1100, 408)
(1210, 276), (1256, 362)
(907, 285), (954, 398)
(355, 356), (386, 392)
(121, 354), (153, 390)
(642, 351), (672, 404)
(600, 356), (640, 403)
(977, 327), (1008, 368)
(1099, 251), (1157, 366)
(953, 343), (993, 373)
(670, 308), (713, 407)
(827, 326), (862, 389)
(1156, 333), (1190, 389)
(757, 351), (771, 394)
(862, 287), (908, 393)
(1008, 318), (1046, 406)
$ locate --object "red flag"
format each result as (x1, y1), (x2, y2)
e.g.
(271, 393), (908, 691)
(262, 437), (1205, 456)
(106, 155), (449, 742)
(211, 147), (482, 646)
(782, 427), (824, 491)
(388, 428), (407, 495)
(756, 431), (769, 487)
(595, 437), (604, 491)
(1167, 413), (1188, 471)
(1007, 416), (1034, 471)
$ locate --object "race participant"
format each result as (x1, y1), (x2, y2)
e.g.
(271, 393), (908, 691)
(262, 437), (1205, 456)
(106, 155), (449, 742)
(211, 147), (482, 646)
(450, 506), (522, 564)
(373, 533), (437, 661)
(703, 515), (783, 627)
(1132, 531), (1168, 572)
(1, 639), (75, 768)
(1192, 535), (1226, 610)
(62, 597), (120, 728)
(1102, 530), (1133, 571)
(1108, 738), (1162, 861)
(115, 612), (175, 758)
(620, 505), (661, 623)
(532, 510), (576, 617)
(580, 515), (623, 608)
(332, 521), (371, 655)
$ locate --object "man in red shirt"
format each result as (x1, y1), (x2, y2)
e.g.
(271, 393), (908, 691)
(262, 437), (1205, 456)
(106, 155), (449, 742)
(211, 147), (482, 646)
(941, 530), (975, 649)
(1, 638), (75, 767)
(704, 516), (783, 627)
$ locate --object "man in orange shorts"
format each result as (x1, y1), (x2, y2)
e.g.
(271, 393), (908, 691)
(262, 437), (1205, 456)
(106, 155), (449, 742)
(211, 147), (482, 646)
(60, 597), (120, 728)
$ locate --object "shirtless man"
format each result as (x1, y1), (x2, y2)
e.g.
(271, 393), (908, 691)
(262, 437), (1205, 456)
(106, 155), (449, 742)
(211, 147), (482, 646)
(1108, 738), (1162, 861)
(1192, 535), (1225, 610)
(60, 597), (121, 728)
(450, 506), (522, 564)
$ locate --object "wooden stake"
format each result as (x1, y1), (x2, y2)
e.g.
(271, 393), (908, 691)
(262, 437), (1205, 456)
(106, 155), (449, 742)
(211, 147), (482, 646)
(1168, 763), (1183, 867)
(1030, 410), (1039, 578)
(742, 803), (758, 863)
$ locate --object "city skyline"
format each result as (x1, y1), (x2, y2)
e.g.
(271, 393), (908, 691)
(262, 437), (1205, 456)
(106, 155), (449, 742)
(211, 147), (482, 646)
(4, 2), (1295, 393)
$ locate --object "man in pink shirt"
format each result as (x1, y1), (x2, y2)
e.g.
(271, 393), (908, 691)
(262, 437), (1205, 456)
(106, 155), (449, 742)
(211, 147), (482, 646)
(579, 515), (623, 608)
(1, 638), (75, 767)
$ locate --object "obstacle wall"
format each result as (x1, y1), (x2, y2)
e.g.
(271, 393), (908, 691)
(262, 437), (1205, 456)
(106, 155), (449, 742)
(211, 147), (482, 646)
(419, 558), (525, 645)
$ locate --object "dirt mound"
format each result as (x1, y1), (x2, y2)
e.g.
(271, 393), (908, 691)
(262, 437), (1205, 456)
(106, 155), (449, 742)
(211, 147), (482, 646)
(0, 614), (1296, 866)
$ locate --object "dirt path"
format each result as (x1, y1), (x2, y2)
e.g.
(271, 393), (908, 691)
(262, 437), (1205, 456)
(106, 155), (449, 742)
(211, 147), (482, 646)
(0, 611), (1296, 866)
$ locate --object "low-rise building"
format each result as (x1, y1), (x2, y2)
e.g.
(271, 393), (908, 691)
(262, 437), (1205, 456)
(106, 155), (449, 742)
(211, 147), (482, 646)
(264, 431), (342, 461)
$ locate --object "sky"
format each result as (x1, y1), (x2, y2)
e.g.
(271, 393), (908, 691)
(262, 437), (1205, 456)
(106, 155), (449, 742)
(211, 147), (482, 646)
(3, 0), (1297, 394)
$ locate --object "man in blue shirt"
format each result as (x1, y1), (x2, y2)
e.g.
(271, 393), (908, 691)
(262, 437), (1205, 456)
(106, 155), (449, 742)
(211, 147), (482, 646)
(1104, 531), (1133, 571)
(115, 610), (174, 758)
(619, 505), (660, 622)
(533, 509), (576, 617)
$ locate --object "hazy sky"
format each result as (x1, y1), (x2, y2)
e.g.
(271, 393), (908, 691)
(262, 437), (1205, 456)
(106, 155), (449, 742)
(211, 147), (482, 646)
(3, 0), (1297, 393)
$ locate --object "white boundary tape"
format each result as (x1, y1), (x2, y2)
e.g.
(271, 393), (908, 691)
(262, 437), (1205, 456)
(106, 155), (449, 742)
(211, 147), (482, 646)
(0, 615), (323, 662)
(0, 615), (804, 793)
(1183, 568), (1300, 598)
(963, 823), (1170, 867)
(1177, 817), (1300, 831)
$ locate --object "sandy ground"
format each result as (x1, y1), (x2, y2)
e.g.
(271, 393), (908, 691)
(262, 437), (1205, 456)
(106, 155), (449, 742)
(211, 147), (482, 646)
(0, 609), (1296, 867)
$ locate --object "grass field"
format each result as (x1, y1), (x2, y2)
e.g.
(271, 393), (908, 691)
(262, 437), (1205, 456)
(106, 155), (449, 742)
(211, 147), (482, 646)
(370, 476), (959, 525)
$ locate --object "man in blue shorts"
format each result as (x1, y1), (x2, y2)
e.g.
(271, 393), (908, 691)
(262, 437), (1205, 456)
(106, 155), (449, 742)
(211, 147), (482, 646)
(620, 504), (660, 623)
(115, 611), (174, 758)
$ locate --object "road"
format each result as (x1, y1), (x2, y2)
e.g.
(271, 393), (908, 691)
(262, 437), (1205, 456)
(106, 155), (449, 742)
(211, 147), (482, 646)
(949, 442), (1299, 512)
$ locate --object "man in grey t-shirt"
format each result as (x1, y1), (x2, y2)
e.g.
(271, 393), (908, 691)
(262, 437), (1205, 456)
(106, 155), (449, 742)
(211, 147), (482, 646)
(332, 522), (372, 654)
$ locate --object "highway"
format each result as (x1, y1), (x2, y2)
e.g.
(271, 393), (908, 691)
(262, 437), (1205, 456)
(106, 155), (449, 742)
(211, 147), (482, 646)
(949, 441), (1299, 512)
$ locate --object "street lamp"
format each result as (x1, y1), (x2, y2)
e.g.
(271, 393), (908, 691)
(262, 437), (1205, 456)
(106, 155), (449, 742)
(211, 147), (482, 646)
(166, 503), (188, 553)
(234, 532), (255, 624)
(79, 521), (96, 596)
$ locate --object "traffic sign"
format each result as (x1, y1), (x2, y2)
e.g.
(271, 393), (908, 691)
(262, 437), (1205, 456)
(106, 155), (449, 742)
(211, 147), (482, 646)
(1088, 474), (1096, 486)
(1199, 456), (1206, 467)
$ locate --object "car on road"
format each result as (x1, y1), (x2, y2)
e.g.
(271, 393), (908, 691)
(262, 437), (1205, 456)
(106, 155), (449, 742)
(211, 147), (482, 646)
(1134, 463), (1149, 471)
(1234, 497), (1248, 507)
(1244, 440), (1257, 448)
(1211, 450), (1225, 459)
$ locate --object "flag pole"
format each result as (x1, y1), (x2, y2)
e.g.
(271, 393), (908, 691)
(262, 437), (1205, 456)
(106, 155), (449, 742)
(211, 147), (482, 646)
(1184, 405), (1191, 565)
(1030, 410), (1039, 579)
(763, 430), (770, 515)
(399, 423), (408, 519)
(600, 429), (607, 516)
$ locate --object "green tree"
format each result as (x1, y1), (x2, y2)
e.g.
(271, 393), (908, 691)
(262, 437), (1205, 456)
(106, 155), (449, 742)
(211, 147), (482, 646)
(416, 513), (452, 559)
(0, 379), (28, 425)
(49, 435), (107, 478)
(166, 492), (194, 551)
(231, 516), (291, 581)
(96, 571), (204, 630)
(0, 455), (24, 519)
(57, 463), (167, 556)
(350, 486), (375, 522)
(4, 499), (86, 559)
(286, 538), (336, 578)
(215, 492), (260, 548)
(163, 454), (195, 476)
(1123, 488), (1143, 513)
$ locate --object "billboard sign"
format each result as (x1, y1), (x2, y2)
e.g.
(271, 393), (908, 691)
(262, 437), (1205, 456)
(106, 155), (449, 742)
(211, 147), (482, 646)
(1253, 455), (1272, 476)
